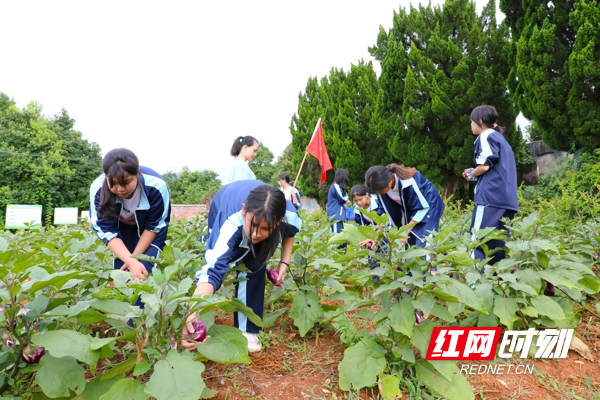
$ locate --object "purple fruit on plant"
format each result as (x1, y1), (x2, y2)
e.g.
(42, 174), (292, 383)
(2, 331), (13, 348)
(267, 269), (279, 285)
(544, 282), (555, 296)
(187, 321), (207, 343)
(22, 345), (45, 363)
(414, 310), (425, 325)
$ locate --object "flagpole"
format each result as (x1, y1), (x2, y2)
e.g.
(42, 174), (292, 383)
(293, 118), (321, 188)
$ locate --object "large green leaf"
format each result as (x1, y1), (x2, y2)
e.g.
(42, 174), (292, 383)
(80, 376), (118, 400)
(145, 351), (205, 400)
(338, 339), (386, 390)
(35, 355), (86, 398)
(387, 297), (415, 337)
(410, 322), (435, 354)
(101, 356), (136, 381)
(32, 330), (99, 368)
(415, 360), (474, 400)
(439, 251), (475, 268)
(289, 290), (323, 337)
(262, 308), (287, 327)
(379, 373), (402, 400)
(493, 297), (519, 330)
(195, 325), (250, 364)
(531, 296), (566, 321)
(99, 379), (148, 400)
(509, 282), (538, 296)
(539, 269), (580, 290)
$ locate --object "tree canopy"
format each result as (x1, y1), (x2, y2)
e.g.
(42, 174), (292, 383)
(163, 167), (222, 205)
(0, 93), (102, 226)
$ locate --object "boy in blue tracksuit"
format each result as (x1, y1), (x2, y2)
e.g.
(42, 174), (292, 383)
(463, 105), (518, 266)
(365, 165), (444, 248)
(185, 180), (302, 353)
(90, 148), (171, 284)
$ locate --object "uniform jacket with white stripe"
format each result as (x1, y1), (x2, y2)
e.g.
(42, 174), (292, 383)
(89, 166), (171, 249)
(326, 183), (348, 221)
(377, 172), (444, 228)
(354, 194), (385, 226)
(195, 180), (302, 291)
(473, 129), (518, 211)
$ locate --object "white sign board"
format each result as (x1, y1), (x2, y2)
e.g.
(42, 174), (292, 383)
(53, 207), (79, 225)
(5, 204), (43, 229)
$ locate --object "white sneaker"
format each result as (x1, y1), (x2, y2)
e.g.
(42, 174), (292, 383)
(242, 331), (262, 353)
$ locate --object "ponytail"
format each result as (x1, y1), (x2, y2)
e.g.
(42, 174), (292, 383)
(231, 136), (258, 157)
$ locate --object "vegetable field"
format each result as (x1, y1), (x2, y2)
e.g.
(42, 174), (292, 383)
(0, 200), (599, 399)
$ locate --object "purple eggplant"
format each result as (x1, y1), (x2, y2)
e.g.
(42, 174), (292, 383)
(2, 331), (13, 348)
(414, 310), (425, 325)
(22, 345), (45, 363)
(267, 269), (279, 285)
(187, 321), (207, 343)
(544, 282), (555, 296)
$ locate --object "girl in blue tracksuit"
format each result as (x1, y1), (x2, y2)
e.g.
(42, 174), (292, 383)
(463, 105), (518, 267)
(351, 184), (386, 280)
(183, 180), (302, 353)
(364, 164), (444, 248)
(90, 148), (171, 284)
(326, 168), (350, 233)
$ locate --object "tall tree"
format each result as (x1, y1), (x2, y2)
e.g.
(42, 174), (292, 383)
(248, 142), (277, 183)
(370, 0), (519, 197)
(290, 60), (382, 202)
(500, 0), (600, 150)
(0, 93), (102, 226)
(163, 167), (222, 204)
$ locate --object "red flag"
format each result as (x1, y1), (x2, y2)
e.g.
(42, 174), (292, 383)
(306, 119), (333, 184)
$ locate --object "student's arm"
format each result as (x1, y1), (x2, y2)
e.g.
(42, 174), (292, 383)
(275, 237), (294, 285)
(107, 238), (149, 282)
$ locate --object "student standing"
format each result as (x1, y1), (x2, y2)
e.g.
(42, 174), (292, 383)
(463, 105), (518, 265)
(183, 181), (302, 353)
(278, 172), (300, 209)
(364, 164), (444, 248)
(229, 135), (259, 182)
(90, 148), (171, 283)
(326, 168), (350, 233)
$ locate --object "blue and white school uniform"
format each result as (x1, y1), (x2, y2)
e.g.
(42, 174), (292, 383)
(90, 166), (171, 273)
(354, 195), (384, 226)
(195, 180), (302, 334)
(377, 172), (444, 247)
(326, 183), (348, 233)
(470, 129), (518, 264)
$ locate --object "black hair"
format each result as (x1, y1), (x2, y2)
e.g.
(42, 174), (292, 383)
(97, 148), (140, 220)
(470, 105), (505, 134)
(244, 184), (287, 265)
(333, 168), (349, 193)
(230, 136), (258, 157)
(278, 173), (291, 183)
(350, 184), (369, 198)
(365, 164), (417, 192)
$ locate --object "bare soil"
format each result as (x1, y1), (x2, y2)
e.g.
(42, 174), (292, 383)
(202, 314), (600, 400)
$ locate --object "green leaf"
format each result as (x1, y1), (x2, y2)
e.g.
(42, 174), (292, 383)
(393, 342), (415, 363)
(79, 376), (118, 400)
(379, 373), (401, 400)
(493, 297), (519, 330)
(539, 269), (581, 290)
(388, 297), (415, 337)
(578, 276), (600, 293)
(431, 305), (456, 323)
(531, 296), (566, 321)
(477, 311), (497, 327)
(412, 294), (436, 317)
(262, 308), (287, 327)
(415, 360), (474, 400)
(439, 251), (474, 268)
(133, 362), (152, 377)
(145, 350), (205, 400)
(410, 322), (435, 354)
(99, 379), (148, 400)
(515, 269), (542, 293)
(195, 326), (250, 364)
(32, 330), (99, 368)
(328, 224), (365, 246)
(35, 355), (86, 398)
(289, 290), (323, 337)
(91, 299), (134, 316)
(509, 282), (538, 296)
(401, 248), (431, 259)
(520, 307), (538, 317)
(529, 239), (559, 254)
(338, 339), (386, 390)
(101, 355), (137, 381)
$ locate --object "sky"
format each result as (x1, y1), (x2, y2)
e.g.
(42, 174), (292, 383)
(1, 1), (510, 183)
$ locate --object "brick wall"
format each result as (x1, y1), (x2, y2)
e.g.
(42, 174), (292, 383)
(170, 204), (207, 220)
